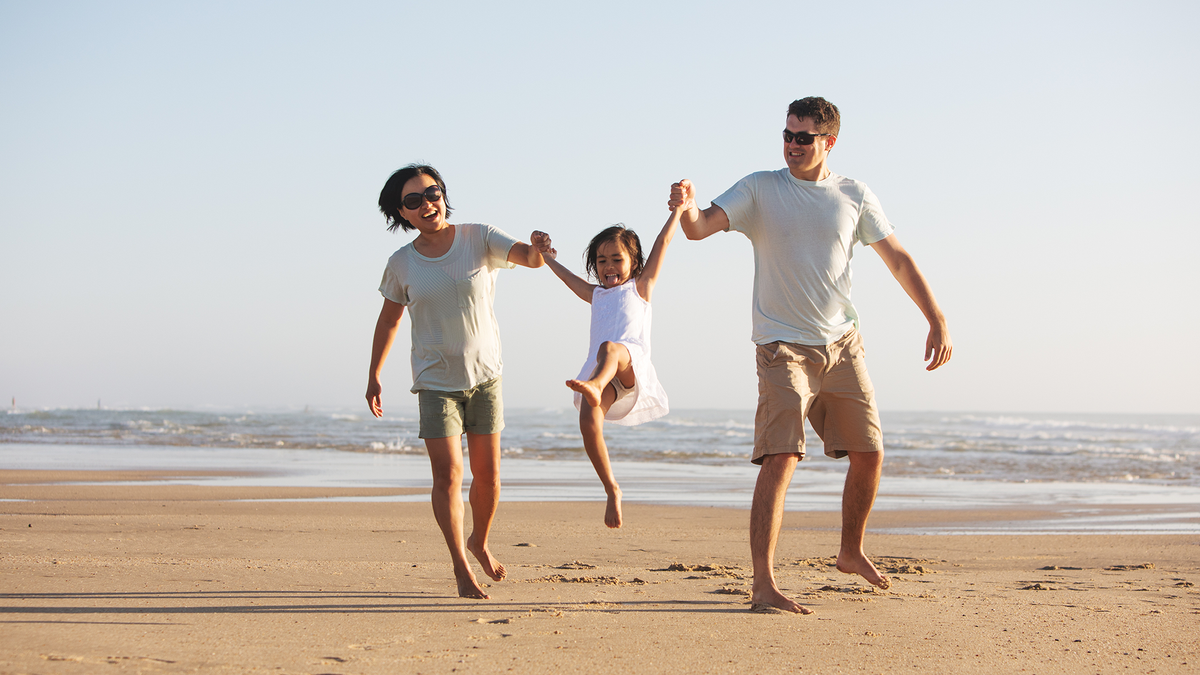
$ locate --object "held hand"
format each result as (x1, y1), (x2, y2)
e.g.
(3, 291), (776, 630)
(924, 325), (953, 371)
(366, 379), (384, 418)
(669, 180), (695, 211)
(530, 230), (553, 253)
(544, 246), (558, 260)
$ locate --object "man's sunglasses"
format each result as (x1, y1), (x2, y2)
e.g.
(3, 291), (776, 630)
(402, 185), (443, 210)
(783, 130), (832, 145)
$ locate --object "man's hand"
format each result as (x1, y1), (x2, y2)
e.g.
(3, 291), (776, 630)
(366, 378), (384, 418)
(669, 180), (696, 211)
(925, 325), (953, 371)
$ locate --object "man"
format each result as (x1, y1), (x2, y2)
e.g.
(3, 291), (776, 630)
(669, 97), (952, 614)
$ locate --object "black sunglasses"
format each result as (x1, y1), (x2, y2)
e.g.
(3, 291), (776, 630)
(783, 130), (832, 145)
(401, 185), (443, 210)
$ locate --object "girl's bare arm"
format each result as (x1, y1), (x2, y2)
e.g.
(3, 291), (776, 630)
(636, 207), (682, 302)
(543, 249), (596, 303)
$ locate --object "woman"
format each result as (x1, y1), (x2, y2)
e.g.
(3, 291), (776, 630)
(366, 164), (550, 599)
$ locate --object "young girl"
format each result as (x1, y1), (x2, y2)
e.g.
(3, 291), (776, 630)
(541, 207), (681, 528)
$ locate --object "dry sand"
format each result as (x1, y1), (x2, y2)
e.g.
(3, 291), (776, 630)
(1, 470), (1197, 674)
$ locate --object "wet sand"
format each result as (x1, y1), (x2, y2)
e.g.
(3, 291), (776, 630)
(1, 470), (1197, 674)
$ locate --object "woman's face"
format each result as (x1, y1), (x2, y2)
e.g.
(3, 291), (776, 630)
(400, 174), (447, 233)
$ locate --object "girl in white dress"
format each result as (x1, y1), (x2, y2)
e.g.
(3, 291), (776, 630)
(541, 208), (681, 528)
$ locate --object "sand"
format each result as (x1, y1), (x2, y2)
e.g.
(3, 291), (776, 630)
(1, 470), (1197, 674)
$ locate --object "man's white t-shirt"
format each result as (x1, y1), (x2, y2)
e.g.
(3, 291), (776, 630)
(712, 169), (895, 346)
(378, 223), (518, 392)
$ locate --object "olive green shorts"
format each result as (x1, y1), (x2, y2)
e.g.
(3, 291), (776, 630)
(417, 377), (505, 439)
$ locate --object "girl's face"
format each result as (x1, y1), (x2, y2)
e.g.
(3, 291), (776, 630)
(594, 240), (633, 288)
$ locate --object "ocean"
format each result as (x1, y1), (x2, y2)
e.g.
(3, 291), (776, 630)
(3, 407), (1198, 534)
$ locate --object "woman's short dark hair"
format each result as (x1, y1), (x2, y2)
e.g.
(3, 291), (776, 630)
(787, 97), (841, 136)
(378, 164), (453, 232)
(584, 225), (645, 282)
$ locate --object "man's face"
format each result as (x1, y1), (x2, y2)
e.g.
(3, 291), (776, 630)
(783, 115), (836, 178)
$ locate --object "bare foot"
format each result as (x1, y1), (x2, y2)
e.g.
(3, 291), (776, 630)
(604, 486), (623, 528)
(750, 587), (814, 615)
(836, 551), (890, 589)
(456, 570), (489, 599)
(566, 379), (602, 407)
(466, 533), (507, 581)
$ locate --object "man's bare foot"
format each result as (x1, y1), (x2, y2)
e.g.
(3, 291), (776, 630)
(466, 533), (507, 581)
(836, 551), (890, 589)
(750, 587), (814, 615)
(566, 379), (602, 407)
(456, 571), (489, 599)
(604, 486), (623, 528)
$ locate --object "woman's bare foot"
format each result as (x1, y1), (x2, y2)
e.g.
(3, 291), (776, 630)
(836, 551), (890, 589)
(604, 486), (623, 528)
(455, 569), (489, 599)
(466, 533), (507, 581)
(749, 587), (813, 615)
(566, 379), (602, 407)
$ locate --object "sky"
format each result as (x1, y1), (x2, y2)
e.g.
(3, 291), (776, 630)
(2, 0), (1198, 414)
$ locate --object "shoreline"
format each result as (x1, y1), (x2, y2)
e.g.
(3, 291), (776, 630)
(2, 470), (1198, 674)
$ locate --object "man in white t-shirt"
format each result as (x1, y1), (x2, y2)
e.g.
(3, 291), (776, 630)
(670, 97), (952, 614)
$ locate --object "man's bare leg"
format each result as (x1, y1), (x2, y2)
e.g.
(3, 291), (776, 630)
(579, 393), (623, 528)
(567, 341), (633, 408)
(749, 453), (813, 614)
(836, 449), (889, 589)
(425, 437), (489, 599)
(464, 432), (507, 581)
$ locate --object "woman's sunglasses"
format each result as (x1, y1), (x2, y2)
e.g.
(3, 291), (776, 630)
(402, 185), (443, 210)
(783, 130), (832, 145)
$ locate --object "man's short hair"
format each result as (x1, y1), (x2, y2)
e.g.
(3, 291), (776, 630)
(787, 97), (840, 137)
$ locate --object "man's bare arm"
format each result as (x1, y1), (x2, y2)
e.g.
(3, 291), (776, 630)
(670, 179), (729, 241)
(870, 234), (953, 371)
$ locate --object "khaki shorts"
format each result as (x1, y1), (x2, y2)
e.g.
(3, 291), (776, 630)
(753, 329), (883, 464)
(418, 377), (505, 439)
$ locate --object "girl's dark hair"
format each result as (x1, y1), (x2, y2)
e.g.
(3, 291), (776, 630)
(378, 164), (453, 232)
(584, 225), (644, 282)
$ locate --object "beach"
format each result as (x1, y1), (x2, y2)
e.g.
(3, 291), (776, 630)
(2, 469), (1197, 674)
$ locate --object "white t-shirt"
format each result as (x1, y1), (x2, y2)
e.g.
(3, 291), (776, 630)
(713, 169), (895, 346)
(378, 223), (518, 392)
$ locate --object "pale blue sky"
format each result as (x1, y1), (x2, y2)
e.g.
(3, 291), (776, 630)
(2, 0), (1197, 413)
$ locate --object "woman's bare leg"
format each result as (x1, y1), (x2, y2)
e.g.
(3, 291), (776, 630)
(425, 436), (489, 599)
(464, 432), (506, 581)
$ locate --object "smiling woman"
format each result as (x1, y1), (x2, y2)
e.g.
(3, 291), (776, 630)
(364, 163), (552, 601)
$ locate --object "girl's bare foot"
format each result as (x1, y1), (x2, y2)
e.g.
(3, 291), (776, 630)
(455, 570), (489, 599)
(566, 379), (602, 407)
(466, 533), (507, 581)
(836, 551), (890, 589)
(605, 486), (623, 528)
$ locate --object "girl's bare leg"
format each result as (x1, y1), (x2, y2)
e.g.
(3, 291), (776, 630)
(579, 385), (623, 528)
(464, 432), (507, 581)
(567, 341), (633, 408)
(425, 436), (489, 599)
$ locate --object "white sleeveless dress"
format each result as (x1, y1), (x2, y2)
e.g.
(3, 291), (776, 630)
(573, 279), (669, 426)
